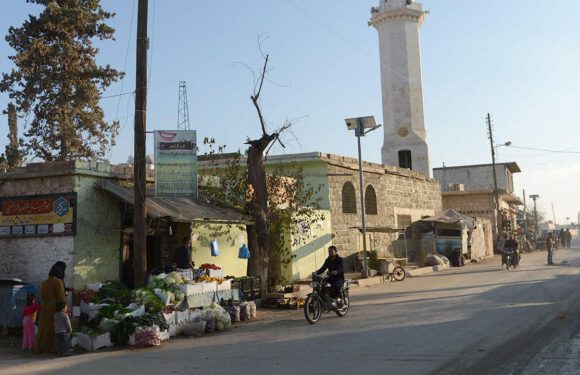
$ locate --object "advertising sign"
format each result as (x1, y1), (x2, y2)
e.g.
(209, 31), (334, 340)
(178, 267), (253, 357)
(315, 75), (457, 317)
(0, 193), (76, 237)
(154, 130), (198, 198)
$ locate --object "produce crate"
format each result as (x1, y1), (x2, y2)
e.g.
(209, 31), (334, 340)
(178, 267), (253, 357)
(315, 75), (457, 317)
(163, 312), (176, 325)
(159, 330), (170, 342)
(175, 310), (189, 323)
(208, 269), (224, 278)
(80, 301), (109, 320)
(217, 279), (232, 292)
(179, 283), (203, 296)
(78, 332), (112, 352)
(202, 281), (217, 294)
(238, 276), (262, 300)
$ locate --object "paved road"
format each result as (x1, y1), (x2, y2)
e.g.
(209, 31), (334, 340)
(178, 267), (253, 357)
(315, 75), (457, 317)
(3, 240), (580, 375)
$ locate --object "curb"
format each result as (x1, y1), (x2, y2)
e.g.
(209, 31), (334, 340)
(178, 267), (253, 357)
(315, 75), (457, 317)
(406, 264), (450, 277)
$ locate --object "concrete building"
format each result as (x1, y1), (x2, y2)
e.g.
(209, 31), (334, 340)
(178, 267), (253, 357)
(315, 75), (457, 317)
(370, 0), (430, 176)
(433, 162), (524, 246)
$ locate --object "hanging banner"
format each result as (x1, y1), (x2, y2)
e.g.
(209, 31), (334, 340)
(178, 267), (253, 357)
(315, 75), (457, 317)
(154, 130), (198, 198)
(0, 193), (76, 237)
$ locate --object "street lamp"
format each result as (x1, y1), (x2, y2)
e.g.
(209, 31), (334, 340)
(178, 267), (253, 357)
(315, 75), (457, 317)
(345, 116), (381, 278)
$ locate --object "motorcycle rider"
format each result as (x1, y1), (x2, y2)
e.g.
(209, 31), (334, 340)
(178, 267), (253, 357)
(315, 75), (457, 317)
(315, 246), (344, 306)
(504, 234), (520, 266)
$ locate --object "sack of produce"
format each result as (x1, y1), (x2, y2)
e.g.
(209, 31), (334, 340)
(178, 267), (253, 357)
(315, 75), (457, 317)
(214, 306), (232, 331)
(240, 302), (250, 321)
(248, 301), (257, 320)
(182, 320), (206, 337)
(225, 305), (240, 323)
(133, 326), (161, 348)
(201, 309), (216, 333)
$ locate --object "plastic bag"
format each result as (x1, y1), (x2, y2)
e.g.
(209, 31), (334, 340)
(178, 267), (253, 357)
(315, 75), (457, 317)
(210, 240), (219, 257)
(182, 320), (206, 337)
(238, 244), (251, 259)
(133, 326), (161, 348)
(240, 302), (250, 321)
(225, 305), (240, 323)
(201, 309), (216, 333)
(248, 301), (257, 319)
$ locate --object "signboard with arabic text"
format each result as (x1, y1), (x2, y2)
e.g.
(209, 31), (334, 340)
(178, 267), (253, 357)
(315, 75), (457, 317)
(154, 130), (198, 198)
(0, 193), (76, 237)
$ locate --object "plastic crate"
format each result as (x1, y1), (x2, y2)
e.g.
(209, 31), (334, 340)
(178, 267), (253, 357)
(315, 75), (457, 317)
(217, 279), (232, 292)
(78, 332), (112, 352)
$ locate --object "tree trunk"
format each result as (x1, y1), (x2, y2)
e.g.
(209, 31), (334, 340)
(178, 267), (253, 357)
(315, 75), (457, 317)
(245, 137), (273, 293)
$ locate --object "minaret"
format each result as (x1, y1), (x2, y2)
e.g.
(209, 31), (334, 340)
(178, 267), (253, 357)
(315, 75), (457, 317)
(370, 0), (430, 176)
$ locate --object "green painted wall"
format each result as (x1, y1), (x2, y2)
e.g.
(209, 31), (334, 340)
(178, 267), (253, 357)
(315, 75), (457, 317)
(270, 161), (333, 281)
(72, 175), (122, 288)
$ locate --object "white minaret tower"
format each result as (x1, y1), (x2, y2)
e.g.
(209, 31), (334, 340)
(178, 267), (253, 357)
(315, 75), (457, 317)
(370, 0), (430, 176)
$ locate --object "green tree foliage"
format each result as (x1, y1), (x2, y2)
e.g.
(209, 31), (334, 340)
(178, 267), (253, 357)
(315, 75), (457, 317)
(0, 0), (124, 161)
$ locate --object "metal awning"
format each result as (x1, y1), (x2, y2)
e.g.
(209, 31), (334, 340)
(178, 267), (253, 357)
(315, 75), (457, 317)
(96, 180), (252, 224)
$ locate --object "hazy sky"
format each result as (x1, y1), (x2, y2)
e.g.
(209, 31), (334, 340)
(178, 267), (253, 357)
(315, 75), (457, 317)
(1, 0), (579, 223)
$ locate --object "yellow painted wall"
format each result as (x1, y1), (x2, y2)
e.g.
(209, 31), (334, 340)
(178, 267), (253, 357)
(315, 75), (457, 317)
(188, 223), (248, 277)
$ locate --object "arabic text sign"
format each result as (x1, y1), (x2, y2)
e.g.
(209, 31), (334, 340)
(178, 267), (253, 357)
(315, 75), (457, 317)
(154, 130), (198, 198)
(0, 193), (76, 237)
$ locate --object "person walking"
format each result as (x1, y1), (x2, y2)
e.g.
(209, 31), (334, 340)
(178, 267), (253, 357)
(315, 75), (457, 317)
(565, 229), (572, 248)
(559, 229), (565, 248)
(547, 232), (555, 265)
(35, 261), (66, 354)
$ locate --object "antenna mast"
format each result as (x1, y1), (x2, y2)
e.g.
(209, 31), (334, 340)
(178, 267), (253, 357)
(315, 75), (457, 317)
(177, 81), (190, 130)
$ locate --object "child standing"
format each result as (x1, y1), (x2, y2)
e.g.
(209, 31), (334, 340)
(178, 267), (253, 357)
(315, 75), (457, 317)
(54, 301), (72, 356)
(22, 293), (41, 351)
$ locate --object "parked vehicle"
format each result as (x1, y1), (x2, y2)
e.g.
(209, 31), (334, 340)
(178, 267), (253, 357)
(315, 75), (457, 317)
(304, 273), (350, 324)
(505, 249), (519, 270)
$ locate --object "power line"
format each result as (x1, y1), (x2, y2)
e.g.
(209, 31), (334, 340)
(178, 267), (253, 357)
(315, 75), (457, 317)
(508, 145), (580, 154)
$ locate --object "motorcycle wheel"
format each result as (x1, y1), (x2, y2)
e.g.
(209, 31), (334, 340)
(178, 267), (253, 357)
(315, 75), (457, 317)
(336, 291), (350, 317)
(392, 266), (406, 281)
(506, 257), (511, 270)
(304, 295), (322, 324)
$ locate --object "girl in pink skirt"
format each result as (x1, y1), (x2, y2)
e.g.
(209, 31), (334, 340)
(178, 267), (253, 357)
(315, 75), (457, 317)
(22, 293), (41, 351)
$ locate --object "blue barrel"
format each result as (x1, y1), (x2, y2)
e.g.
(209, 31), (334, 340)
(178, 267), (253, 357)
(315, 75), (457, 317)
(0, 279), (38, 329)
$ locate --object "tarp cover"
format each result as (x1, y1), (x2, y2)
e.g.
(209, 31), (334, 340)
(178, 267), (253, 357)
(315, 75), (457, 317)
(420, 208), (476, 230)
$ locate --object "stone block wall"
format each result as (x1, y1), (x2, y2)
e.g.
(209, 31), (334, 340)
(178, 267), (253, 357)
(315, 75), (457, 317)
(323, 154), (441, 269)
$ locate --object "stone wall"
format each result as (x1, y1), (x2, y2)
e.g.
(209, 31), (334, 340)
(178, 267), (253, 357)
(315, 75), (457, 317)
(322, 154), (441, 269)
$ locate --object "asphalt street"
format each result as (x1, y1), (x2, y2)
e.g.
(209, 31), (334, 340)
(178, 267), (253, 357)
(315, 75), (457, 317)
(2, 239), (580, 375)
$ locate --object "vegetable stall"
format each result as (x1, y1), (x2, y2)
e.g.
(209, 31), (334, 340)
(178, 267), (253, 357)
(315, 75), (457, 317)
(71, 266), (258, 351)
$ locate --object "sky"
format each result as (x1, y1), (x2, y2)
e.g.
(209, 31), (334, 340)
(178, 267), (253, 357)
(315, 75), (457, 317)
(0, 0), (579, 224)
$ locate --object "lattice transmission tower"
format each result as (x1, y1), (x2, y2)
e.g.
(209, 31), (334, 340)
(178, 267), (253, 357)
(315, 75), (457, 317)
(177, 81), (190, 130)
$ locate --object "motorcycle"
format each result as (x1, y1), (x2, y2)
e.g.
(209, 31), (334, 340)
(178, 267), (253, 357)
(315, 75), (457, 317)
(505, 248), (519, 270)
(304, 272), (350, 324)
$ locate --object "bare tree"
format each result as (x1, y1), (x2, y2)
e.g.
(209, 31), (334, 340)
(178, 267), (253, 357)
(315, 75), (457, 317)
(245, 53), (292, 292)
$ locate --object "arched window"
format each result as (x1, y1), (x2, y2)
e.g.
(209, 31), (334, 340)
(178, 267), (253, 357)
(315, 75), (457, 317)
(398, 150), (412, 170)
(342, 182), (357, 214)
(365, 185), (378, 215)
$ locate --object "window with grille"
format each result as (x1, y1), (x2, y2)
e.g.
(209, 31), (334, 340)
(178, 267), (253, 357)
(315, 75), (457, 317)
(396, 214), (412, 229)
(365, 185), (378, 215)
(342, 182), (357, 214)
(398, 150), (412, 170)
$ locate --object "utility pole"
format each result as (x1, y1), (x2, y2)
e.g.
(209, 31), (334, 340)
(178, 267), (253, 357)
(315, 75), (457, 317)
(551, 203), (556, 225)
(133, 0), (148, 287)
(530, 194), (539, 238)
(523, 189), (527, 236)
(177, 81), (190, 130)
(487, 113), (501, 240)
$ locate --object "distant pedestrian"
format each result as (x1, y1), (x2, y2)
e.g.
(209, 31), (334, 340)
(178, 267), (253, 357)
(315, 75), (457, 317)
(498, 231), (507, 267)
(547, 232), (554, 265)
(559, 229), (565, 248)
(565, 229), (572, 248)
(54, 301), (72, 356)
(22, 293), (40, 352)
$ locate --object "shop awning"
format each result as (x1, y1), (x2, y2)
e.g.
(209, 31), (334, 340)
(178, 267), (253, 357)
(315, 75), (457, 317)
(96, 180), (252, 224)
